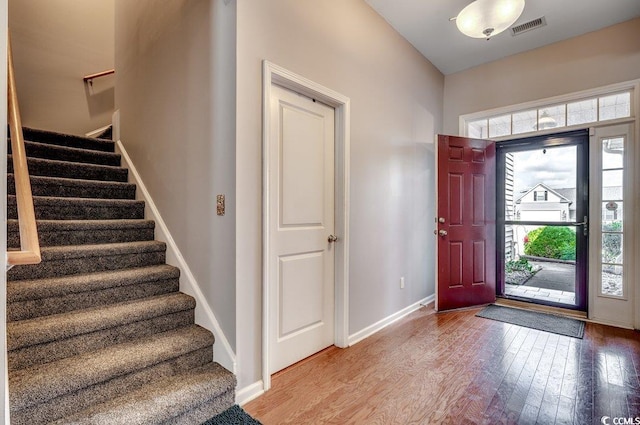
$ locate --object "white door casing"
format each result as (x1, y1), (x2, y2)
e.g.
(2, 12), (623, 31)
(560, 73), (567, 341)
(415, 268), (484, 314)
(262, 60), (351, 391)
(268, 84), (335, 373)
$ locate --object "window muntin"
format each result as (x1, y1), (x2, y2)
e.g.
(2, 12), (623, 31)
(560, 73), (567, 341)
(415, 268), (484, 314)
(465, 90), (632, 138)
(600, 136), (625, 298)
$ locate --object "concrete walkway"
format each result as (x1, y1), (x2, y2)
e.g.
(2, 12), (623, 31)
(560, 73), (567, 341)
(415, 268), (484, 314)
(524, 261), (575, 292)
(505, 260), (576, 305)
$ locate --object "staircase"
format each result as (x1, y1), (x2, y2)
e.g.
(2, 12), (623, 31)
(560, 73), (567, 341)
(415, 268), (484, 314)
(6, 127), (236, 424)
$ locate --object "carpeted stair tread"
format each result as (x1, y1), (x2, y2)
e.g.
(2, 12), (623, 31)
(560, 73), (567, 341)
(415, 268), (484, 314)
(8, 264), (179, 303)
(7, 293), (197, 370)
(7, 241), (167, 281)
(8, 174), (136, 199)
(7, 265), (180, 321)
(8, 155), (128, 182)
(20, 127), (115, 152)
(8, 292), (195, 351)
(9, 325), (215, 412)
(53, 362), (236, 425)
(10, 140), (121, 166)
(7, 219), (155, 248)
(8, 195), (145, 220)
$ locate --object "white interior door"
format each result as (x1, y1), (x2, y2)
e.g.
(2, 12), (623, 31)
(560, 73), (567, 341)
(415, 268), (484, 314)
(268, 84), (335, 373)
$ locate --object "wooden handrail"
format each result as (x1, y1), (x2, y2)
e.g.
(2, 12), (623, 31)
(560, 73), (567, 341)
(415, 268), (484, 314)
(7, 34), (41, 266)
(83, 69), (114, 84)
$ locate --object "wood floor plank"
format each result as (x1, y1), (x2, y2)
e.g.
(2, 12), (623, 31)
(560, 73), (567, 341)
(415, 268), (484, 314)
(244, 305), (640, 425)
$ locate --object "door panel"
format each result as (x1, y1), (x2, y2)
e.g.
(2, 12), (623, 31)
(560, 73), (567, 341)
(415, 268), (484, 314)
(269, 84), (335, 373)
(437, 135), (496, 311)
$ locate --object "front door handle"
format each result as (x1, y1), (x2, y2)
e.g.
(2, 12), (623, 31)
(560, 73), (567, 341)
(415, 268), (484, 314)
(438, 230), (448, 237)
(328, 235), (338, 243)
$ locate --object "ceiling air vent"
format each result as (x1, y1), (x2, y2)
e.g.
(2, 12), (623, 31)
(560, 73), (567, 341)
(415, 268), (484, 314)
(511, 16), (547, 36)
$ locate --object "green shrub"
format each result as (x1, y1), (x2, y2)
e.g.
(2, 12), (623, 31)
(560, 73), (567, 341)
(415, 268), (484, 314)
(524, 226), (576, 261)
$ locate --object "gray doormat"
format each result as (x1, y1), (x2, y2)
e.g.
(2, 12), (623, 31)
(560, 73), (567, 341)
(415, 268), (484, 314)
(476, 304), (585, 338)
(201, 405), (262, 425)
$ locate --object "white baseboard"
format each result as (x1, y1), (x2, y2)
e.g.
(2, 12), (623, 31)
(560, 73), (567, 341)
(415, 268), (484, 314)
(236, 381), (265, 406)
(115, 140), (237, 374)
(348, 295), (434, 346)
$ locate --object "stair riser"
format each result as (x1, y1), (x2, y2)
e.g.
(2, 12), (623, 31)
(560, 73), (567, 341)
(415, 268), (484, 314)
(8, 201), (145, 221)
(9, 310), (195, 371)
(10, 348), (213, 425)
(8, 278), (179, 321)
(21, 128), (115, 152)
(8, 157), (128, 182)
(163, 390), (235, 425)
(9, 142), (121, 166)
(7, 226), (154, 248)
(7, 251), (166, 281)
(8, 175), (136, 199)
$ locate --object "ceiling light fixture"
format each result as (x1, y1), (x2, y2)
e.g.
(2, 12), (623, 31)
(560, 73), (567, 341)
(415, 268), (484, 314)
(537, 111), (557, 130)
(453, 0), (525, 40)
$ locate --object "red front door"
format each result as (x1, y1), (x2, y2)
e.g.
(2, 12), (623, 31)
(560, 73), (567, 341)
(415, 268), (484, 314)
(436, 135), (496, 311)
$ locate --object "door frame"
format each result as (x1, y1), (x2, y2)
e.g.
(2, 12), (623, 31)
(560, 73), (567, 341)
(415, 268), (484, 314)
(261, 61), (350, 390)
(495, 130), (589, 311)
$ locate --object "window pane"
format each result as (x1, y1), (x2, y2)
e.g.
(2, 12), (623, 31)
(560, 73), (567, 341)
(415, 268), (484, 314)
(602, 169), (623, 189)
(512, 110), (537, 134)
(602, 205), (623, 231)
(602, 233), (622, 263)
(602, 268), (623, 297)
(567, 98), (597, 126)
(602, 137), (624, 169)
(489, 115), (511, 138)
(538, 105), (566, 130)
(511, 146), (576, 223)
(468, 119), (488, 138)
(599, 92), (631, 121)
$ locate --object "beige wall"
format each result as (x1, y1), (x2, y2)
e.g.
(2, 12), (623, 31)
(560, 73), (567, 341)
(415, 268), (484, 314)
(443, 18), (640, 134)
(236, 0), (444, 389)
(114, 0), (237, 347)
(10, 0), (114, 135)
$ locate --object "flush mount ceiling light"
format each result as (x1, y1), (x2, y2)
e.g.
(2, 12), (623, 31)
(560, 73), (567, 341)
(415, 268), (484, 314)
(454, 0), (525, 39)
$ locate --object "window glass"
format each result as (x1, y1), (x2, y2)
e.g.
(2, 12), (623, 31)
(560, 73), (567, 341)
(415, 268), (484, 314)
(468, 119), (488, 139)
(512, 110), (537, 134)
(602, 137), (624, 169)
(599, 92), (631, 121)
(465, 90), (631, 139)
(567, 99), (597, 126)
(489, 115), (511, 138)
(602, 169), (623, 188)
(538, 105), (566, 130)
(600, 136), (625, 297)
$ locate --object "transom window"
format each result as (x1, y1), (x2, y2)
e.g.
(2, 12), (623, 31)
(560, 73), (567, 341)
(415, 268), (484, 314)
(466, 91), (631, 139)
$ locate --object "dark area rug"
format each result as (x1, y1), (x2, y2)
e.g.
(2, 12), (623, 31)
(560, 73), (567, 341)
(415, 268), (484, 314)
(476, 304), (585, 338)
(201, 405), (262, 425)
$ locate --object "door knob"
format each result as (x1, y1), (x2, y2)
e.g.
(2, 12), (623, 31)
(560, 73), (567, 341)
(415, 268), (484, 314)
(438, 230), (448, 237)
(328, 235), (338, 243)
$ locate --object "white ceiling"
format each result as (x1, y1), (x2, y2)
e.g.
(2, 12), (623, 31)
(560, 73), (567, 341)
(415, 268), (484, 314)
(365, 0), (640, 75)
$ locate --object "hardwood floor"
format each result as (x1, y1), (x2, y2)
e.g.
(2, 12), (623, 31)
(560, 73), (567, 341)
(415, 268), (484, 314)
(244, 304), (640, 425)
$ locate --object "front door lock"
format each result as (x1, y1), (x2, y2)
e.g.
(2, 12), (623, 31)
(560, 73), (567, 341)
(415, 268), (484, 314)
(328, 235), (338, 243)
